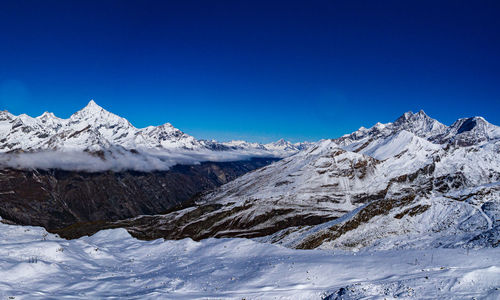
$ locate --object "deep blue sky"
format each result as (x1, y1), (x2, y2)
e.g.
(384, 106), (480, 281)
(1, 1), (499, 142)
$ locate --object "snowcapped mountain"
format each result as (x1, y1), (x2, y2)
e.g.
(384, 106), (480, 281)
(0, 100), (309, 171)
(264, 138), (312, 152)
(2, 107), (500, 300)
(432, 116), (500, 146)
(392, 110), (448, 138)
(338, 110), (500, 150)
(337, 110), (447, 150)
(0, 100), (197, 152)
(222, 138), (312, 156)
(2, 105), (500, 251)
(110, 111), (500, 251)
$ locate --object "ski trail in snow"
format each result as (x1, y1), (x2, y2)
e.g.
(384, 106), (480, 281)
(473, 204), (493, 230)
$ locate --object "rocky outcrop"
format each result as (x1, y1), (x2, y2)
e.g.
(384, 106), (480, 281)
(3, 109), (500, 252)
(0, 157), (278, 231)
(62, 113), (500, 250)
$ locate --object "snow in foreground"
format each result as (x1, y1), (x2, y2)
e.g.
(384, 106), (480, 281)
(0, 223), (499, 299)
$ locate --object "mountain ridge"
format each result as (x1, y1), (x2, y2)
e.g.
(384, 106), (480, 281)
(0, 100), (312, 153)
(2, 102), (500, 252)
(87, 110), (500, 251)
(0, 100), (312, 171)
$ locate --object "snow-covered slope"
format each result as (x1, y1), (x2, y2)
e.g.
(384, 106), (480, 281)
(120, 111), (500, 251)
(0, 100), (309, 171)
(338, 110), (500, 151)
(0, 100), (204, 152)
(221, 138), (312, 158)
(432, 116), (500, 146)
(2, 107), (500, 298)
(336, 110), (447, 150)
(0, 221), (499, 299)
(2, 105), (499, 251)
(349, 129), (441, 160)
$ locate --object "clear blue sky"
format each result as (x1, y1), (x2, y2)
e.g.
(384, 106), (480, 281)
(1, 1), (499, 142)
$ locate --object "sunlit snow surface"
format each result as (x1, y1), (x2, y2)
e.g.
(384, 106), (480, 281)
(0, 222), (498, 299)
(0, 101), (312, 171)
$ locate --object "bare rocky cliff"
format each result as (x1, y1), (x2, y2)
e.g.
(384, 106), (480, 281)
(0, 157), (278, 231)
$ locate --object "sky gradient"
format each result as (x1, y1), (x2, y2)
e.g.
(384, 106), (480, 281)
(1, 0), (499, 142)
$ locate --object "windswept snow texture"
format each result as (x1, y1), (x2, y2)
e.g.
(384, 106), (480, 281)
(0, 100), (311, 171)
(0, 222), (499, 300)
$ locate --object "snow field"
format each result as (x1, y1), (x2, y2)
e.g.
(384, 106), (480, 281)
(0, 222), (498, 299)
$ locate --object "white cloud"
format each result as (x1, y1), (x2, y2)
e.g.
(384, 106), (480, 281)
(0, 148), (280, 172)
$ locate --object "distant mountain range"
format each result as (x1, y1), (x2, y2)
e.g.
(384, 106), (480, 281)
(89, 110), (500, 251)
(1, 103), (499, 252)
(0, 100), (311, 171)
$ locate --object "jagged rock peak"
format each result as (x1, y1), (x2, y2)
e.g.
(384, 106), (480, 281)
(38, 111), (56, 118)
(83, 99), (104, 112)
(392, 109), (447, 139)
(157, 122), (175, 129)
(394, 109), (430, 124)
(70, 99), (133, 127)
(37, 111), (60, 121)
(451, 116), (489, 133)
(0, 110), (14, 121)
(433, 115), (500, 146)
(70, 100), (117, 120)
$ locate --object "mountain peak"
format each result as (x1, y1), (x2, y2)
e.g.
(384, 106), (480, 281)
(82, 99), (104, 112)
(37, 111), (58, 119)
(395, 109), (429, 124)
(416, 109), (427, 116)
(273, 138), (288, 145)
(450, 116), (496, 134)
(391, 110), (446, 138)
(336, 110), (448, 147)
(72, 100), (116, 120)
(0, 110), (14, 120)
(400, 111), (414, 120)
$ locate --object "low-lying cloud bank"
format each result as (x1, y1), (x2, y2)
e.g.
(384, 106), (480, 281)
(0, 148), (282, 172)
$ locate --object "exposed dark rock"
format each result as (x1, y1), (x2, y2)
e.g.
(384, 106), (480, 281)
(54, 203), (337, 241)
(296, 194), (417, 249)
(0, 157), (278, 231)
(394, 204), (431, 219)
(457, 118), (477, 134)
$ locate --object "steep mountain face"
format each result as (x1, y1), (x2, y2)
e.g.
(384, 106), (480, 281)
(0, 100), (203, 152)
(0, 100), (308, 171)
(2, 107), (499, 251)
(91, 111), (500, 251)
(336, 110), (447, 151)
(392, 110), (448, 138)
(432, 116), (500, 146)
(0, 157), (278, 231)
(0, 101), (303, 232)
